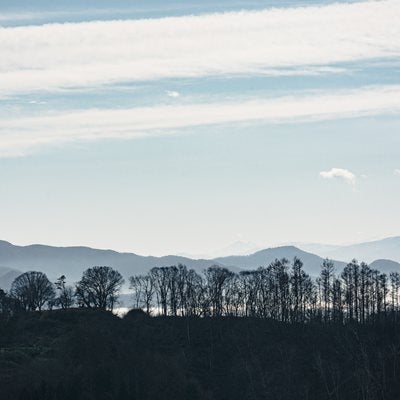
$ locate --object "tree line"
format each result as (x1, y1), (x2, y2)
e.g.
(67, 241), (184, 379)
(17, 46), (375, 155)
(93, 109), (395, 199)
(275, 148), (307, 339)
(1, 258), (400, 324)
(0, 266), (124, 317)
(130, 259), (400, 323)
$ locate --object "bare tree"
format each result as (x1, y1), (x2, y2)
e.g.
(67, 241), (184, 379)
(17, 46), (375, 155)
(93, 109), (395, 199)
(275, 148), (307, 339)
(150, 267), (170, 316)
(129, 274), (155, 314)
(320, 259), (335, 322)
(11, 271), (55, 311)
(126, 257), (399, 325)
(75, 266), (124, 310)
(205, 266), (234, 317)
(54, 275), (75, 309)
(390, 272), (400, 317)
(129, 275), (145, 309)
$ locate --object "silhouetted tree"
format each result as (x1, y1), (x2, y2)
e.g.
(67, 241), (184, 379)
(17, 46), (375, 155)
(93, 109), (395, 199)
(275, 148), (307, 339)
(150, 267), (171, 316)
(390, 272), (400, 317)
(0, 288), (22, 317)
(205, 266), (234, 317)
(129, 274), (154, 314)
(10, 271), (55, 311)
(55, 275), (75, 309)
(75, 266), (124, 310)
(290, 257), (312, 323)
(320, 259), (335, 322)
(341, 260), (359, 321)
(125, 257), (400, 325)
(332, 278), (343, 323)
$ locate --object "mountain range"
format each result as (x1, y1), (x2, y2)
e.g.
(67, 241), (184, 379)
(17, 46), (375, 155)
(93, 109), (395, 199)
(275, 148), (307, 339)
(298, 237), (400, 264)
(0, 237), (400, 291)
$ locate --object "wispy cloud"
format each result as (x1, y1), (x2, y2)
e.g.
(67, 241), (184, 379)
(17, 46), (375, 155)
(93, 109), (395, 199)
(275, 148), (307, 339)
(394, 169), (400, 176)
(320, 168), (356, 184)
(1, 85), (400, 156)
(0, 0), (399, 96)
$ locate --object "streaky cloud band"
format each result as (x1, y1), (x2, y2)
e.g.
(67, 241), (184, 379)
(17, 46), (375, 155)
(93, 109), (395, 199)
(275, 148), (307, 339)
(1, 85), (399, 156)
(0, 0), (399, 96)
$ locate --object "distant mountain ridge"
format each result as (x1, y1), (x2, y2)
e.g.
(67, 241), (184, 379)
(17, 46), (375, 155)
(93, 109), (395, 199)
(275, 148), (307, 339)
(296, 236), (400, 263)
(369, 259), (400, 274)
(0, 266), (22, 291)
(0, 240), (344, 288)
(214, 246), (346, 276)
(178, 240), (262, 259)
(0, 240), (228, 286)
(1, 238), (400, 291)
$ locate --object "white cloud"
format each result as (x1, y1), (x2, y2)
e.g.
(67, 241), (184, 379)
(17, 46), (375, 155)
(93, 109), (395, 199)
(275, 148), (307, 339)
(0, 0), (399, 96)
(166, 90), (180, 98)
(28, 100), (47, 104)
(394, 169), (400, 176)
(320, 168), (356, 184)
(1, 85), (400, 156)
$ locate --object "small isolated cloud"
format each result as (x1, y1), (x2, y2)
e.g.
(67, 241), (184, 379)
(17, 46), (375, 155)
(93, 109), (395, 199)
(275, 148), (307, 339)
(166, 90), (180, 98)
(28, 100), (47, 104)
(320, 168), (356, 184)
(394, 169), (400, 176)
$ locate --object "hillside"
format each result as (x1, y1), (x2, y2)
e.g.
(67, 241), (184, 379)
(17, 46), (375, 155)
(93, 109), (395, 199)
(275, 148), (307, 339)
(0, 310), (400, 400)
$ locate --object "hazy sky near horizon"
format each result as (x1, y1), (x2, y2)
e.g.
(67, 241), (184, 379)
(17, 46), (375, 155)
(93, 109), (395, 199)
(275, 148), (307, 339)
(1, 0), (400, 256)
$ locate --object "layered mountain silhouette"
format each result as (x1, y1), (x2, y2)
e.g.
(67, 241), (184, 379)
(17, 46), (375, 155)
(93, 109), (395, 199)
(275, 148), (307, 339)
(0, 240), (343, 288)
(0, 237), (400, 291)
(214, 246), (345, 275)
(369, 259), (400, 274)
(297, 236), (400, 263)
(0, 240), (228, 286)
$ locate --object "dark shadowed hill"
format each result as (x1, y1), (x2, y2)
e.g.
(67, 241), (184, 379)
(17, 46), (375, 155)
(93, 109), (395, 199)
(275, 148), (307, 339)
(1, 310), (400, 400)
(214, 245), (346, 275)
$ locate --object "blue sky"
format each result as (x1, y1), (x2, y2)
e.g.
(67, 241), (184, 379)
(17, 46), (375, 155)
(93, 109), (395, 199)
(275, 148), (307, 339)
(0, 0), (399, 256)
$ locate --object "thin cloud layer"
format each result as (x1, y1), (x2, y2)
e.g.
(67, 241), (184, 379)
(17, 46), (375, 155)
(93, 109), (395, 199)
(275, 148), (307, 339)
(1, 85), (400, 156)
(320, 168), (356, 184)
(0, 0), (399, 96)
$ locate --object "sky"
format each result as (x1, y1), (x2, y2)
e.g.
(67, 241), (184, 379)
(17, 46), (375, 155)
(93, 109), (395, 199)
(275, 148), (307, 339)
(0, 0), (399, 256)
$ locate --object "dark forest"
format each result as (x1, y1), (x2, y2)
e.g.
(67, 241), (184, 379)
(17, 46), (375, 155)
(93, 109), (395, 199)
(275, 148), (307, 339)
(1, 258), (400, 399)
